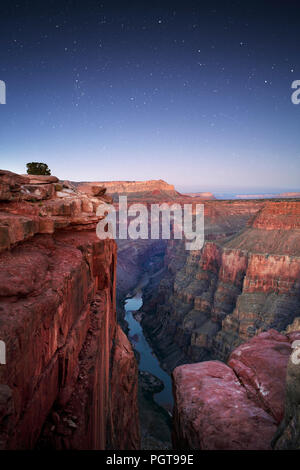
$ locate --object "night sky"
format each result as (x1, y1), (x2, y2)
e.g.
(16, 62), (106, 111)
(0, 1), (299, 193)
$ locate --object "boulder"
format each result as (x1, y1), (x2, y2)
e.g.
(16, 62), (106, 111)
(78, 184), (107, 198)
(228, 329), (292, 423)
(172, 360), (277, 450)
(172, 330), (300, 450)
(21, 183), (55, 201)
(91, 186), (106, 197)
(0, 170), (27, 201)
(139, 371), (164, 395)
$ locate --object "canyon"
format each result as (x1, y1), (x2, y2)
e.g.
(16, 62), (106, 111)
(115, 191), (300, 449)
(0, 170), (300, 450)
(112, 187), (300, 449)
(141, 200), (300, 370)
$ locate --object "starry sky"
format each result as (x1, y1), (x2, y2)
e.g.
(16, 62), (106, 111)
(0, 0), (299, 193)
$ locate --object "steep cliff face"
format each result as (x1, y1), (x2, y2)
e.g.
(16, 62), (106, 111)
(0, 170), (140, 450)
(172, 329), (300, 450)
(141, 200), (300, 370)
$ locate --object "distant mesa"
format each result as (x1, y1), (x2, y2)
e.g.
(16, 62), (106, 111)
(77, 179), (176, 194)
(183, 192), (216, 200)
(77, 180), (217, 202)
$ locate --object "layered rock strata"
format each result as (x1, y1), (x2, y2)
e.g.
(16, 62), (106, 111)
(142, 201), (300, 370)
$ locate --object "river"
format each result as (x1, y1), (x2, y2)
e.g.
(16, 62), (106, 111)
(124, 292), (173, 411)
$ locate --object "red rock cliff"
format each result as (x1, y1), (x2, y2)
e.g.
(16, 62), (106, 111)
(0, 170), (140, 450)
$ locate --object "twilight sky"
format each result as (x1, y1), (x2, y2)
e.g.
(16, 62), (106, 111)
(0, 0), (299, 193)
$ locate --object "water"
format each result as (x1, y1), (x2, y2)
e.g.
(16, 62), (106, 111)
(124, 292), (173, 411)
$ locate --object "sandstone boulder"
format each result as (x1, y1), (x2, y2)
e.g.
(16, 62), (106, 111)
(21, 183), (55, 201)
(172, 360), (277, 450)
(172, 330), (300, 450)
(228, 329), (293, 423)
(0, 170), (27, 201)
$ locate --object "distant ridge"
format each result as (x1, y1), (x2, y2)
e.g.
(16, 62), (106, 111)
(77, 179), (175, 194)
(235, 192), (300, 199)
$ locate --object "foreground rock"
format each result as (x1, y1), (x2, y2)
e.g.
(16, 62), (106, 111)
(172, 330), (300, 450)
(0, 170), (27, 201)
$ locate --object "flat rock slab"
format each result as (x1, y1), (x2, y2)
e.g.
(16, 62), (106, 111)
(21, 174), (59, 184)
(173, 360), (277, 450)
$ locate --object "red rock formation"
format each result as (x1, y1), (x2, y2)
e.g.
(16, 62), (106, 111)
(172, 330), (300, 450)
(251, 201), (300, 230)
(0, 170), (140, 450)
(141, 200), (300, 368)
(0, 170), (27, 201)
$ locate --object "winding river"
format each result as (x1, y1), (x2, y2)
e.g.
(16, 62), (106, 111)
(124, 292), (173, 411)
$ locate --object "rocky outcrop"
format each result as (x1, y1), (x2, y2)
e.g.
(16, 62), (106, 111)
(0, 170), (28, 201)
(172, 330), (300, 450)
(141, 201), (300, 369)
(0, 171), (112, 254)
(0, 170), (140, 450)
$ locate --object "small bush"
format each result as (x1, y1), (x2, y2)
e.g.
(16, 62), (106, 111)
(26, 162), (51, 175)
